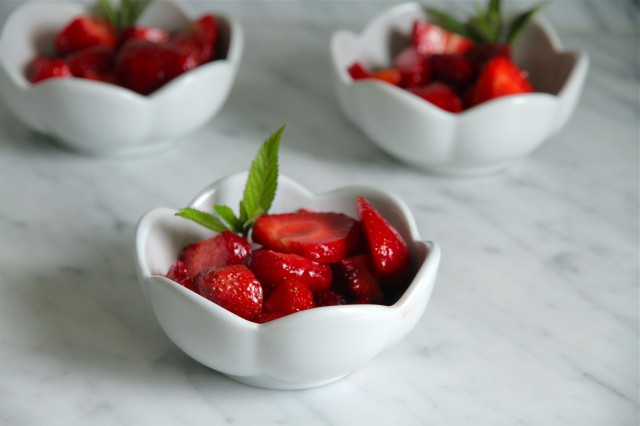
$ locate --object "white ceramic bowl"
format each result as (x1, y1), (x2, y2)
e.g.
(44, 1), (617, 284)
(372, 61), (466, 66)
(330, 2), (589, 175)
(0, 1), (243, 156)
(134, 172), (441, 390)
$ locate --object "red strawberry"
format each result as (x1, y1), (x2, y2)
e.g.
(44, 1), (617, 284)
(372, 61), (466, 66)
(173, 14), (218, 65)
(335, 254), (384, 304)
(393, 47), (430, 88)
(470, 42), (512, 67)
(195, 264), (263, 320)
(119, 26), (170, 45)
(115, 39), (198, 94)
(252, 311), (286, 324)
(55, 16), (117, 56)
(429, 53), (474, 87)
(347, 62), (370, 80)
(409, 82), (463, 113)
(264, 279), (316, 315)
(371, 68), (403, 86)
(469, 57), (533, 106)
(314, 289), (348, 307)
(246, 249), (333, 296)
(412, 21), (474, 56)
(28, 57), (73, 83)
(166, 260), (198, 293)
(66, 45), (116, 82)
(356, 197), (411, 282)
(180, 231), (251, 278)
(252, 212), (364, 263)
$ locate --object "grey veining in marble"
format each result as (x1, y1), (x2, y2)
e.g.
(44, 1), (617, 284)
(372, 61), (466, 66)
(0, 1), (638, 425)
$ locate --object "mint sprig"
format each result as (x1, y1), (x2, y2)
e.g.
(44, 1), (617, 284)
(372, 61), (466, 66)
(425, 0), (547, 45)
(176, 125), (285, 237)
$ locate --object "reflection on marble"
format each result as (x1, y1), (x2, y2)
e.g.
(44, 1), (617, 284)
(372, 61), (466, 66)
(0, 1), (638, 425)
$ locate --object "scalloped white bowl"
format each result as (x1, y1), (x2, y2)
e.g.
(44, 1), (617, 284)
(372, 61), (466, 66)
(0, 1), (243, 156)
(134, 173), (441, 390)
(330, 2), (589, 175)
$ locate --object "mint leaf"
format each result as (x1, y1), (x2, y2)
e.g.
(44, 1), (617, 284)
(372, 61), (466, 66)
(506, 1), (548, 44)
(176, 208), (230, 233)
(214, 205), (243, 234)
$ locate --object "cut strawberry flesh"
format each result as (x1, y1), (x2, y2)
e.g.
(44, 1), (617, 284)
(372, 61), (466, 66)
(263, 278), (316, 315)
(393, 47), (430, 88)
(252, 212), (364, 263)
(179, 231), (251, 278)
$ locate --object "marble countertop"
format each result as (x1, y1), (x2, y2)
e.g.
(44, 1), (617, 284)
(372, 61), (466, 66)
(0, 1), (637, 425)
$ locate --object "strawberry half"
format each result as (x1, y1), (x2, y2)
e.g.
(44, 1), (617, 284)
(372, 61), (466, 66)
(409, 82), (463, 113)
(263, 278), (316, 315)
(252, 212), (364, 263)
(335, 254), (384, 304)
(173, 14), (218, 65)
(55, 16), (117, 56)
(195, 264), (263, 320)
(393, 47), (431, 88)
(179, 231), (251, 278)
(429, 53), (474, 87)
(119, 26), (170, 45)
(28, 56), (73, 83)
(356, 197), (411, 282)
(412, 21), (475, 56)
(246, 249), (333, 296)
(66, 45), (116, 82)
(166, 260), (198, 293)
(314, 289), (348, 307)
(469, 56), (534, 106)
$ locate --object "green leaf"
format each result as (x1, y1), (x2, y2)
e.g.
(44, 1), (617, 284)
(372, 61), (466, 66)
(175, 208), (230, 233)
(506, 1), (548, 44)
(213, 205), (243, 234)
(239, 125), (284, 230)
(424, 7), (476, 40)
(98, 0), (118, 28)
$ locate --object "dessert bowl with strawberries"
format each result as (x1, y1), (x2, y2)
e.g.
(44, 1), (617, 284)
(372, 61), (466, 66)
(134, 129), (441, 389)
(330, 2), (589, 175)
(0, 0), (243, 156)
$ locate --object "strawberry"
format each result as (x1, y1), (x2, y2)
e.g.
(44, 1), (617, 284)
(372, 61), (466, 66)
(393, 47), (431, 88)
(166, 260), (198, 293)
(115, 39), (198, 94)
(119, 26), (170, 45)
(195, 264), (263, 320)
(356, 197), (411, 282)
(469, 57), (534, 106)
(371, 69), (403, 86)
(252, 311), (286, 324)
(179, 231), (251, 278)
(263, 279), (316, 315)
(412, 21), (475, 56)
(347, 62), (371, 80)
(314, 289), (348, 307)
(55, 16), (117, 56)
(28, 56), (73, 83)
(246, 249), (333, 296)
(335, 254), (384, 304)
(429, 53), (474, 87)
(173, 14), (218, 65)
(66, 45), (116, 82)
(470, 43), (512, 67)
(252, 212), (364, 263)
(409, 82), (463, 113)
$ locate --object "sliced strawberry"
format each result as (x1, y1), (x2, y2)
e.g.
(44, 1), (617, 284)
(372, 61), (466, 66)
(173, 14), (218, 65)
(469, 42), (512, 67)
(356, 197), (411, 282)
(429, 53), (474, 87)
(66, 45), (115, 81)
(371, 68), (403, 86)
(166, 260), (198, 293)
(469, 57), (534, 106)
(393, 47), (430, 88)
(246, 249), (333, 296)
(195, 264), (262, 320)
(179, 231), (251, 278)
(335, 254), (384, 304)
(28, 57), (73, 83)
(347, 62), (371, 80)
(252, 212), (364, 263)
(409, 82), (463, 113)
(252, 311), (286, 324)
(314, 289), (348, 307)
(119, 26), (170, 45)
(55, 16), (117, 56)
(412, 21), (475, 56)
(115, 39), (198, 94)
(445, 32), (476, 55)
(264, 279), (316, 315)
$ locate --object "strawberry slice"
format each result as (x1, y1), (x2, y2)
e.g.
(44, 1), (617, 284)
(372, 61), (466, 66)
(409, 82), (463, 113)
(263, 279), (316, 315)
(55, 16), (117, 56)
(166, 260), (198, 293)
(119, 26), (170, 45)
(66, 45), (116, 82)
(412, 21), (475, 56)
(469, 57), (533, 106)
(28, 56), (73, 83)
(252, 212), (364, 263)
(195, 264), (263, 320)
(246, 249), (333, 297)
(252, 311), (286, 324)
(356, 197), (411, 282)
(173, 14), (218, 65)
(392, 47), (431, 88)
(371, 69), (403, 86)
(429, 53), (474, 87)
(335, 254), (384, 304)
(115, 39), (198, 94)
(347, 62), (371, 80)
(179, 231), (251, 278)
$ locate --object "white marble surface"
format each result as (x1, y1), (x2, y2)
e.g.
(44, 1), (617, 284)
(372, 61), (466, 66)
(0, 1), (638, 425)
